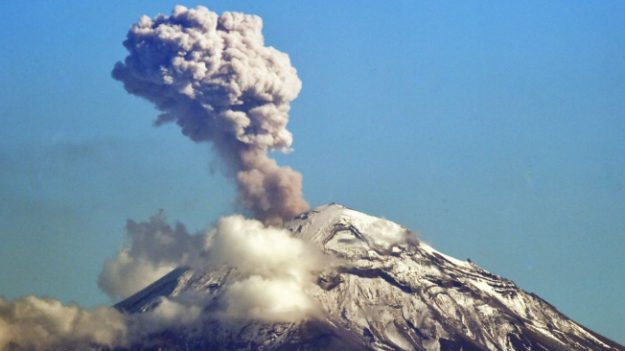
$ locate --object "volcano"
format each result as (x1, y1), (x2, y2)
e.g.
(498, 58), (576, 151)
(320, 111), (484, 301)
(115, 204), (624, 351)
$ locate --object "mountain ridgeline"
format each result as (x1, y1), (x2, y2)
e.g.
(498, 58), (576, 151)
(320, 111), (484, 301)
(115, 204), (624, 351)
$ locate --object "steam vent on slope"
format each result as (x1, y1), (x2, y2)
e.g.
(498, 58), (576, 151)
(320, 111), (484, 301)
(113, 204), (625, 351)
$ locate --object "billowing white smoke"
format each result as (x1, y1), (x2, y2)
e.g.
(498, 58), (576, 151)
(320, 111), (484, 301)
(1, 214), (322, 349)
(101, 214), (322, 319)
(113, 5), (308, 224)
(206, 215), (323, 321)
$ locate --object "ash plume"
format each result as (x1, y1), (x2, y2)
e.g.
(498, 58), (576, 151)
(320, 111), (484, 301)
(112, 6), (308, 223)
(0, 296), (128, 350)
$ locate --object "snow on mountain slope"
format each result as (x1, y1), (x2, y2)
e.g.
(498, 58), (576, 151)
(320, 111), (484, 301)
(115, 204), (625, 350)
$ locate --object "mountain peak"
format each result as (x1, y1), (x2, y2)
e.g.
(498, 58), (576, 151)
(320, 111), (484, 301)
(115, 205), (625, 350)
(288, 203), (415, 250)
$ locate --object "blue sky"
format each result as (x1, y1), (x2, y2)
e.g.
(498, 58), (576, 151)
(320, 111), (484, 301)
(1, 0), (624, 343)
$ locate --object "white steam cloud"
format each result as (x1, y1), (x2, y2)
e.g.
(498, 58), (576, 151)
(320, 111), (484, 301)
(206, 215), (323, 321)
(1, 214), (323, 349)
(112, 5), (308, 224)
(101, 214), (322, 320)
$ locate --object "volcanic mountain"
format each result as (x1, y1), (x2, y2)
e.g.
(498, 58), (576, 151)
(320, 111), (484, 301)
(115, 204), (624, 350)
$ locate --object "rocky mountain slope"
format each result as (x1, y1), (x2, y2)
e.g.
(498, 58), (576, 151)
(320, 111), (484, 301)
(116, 204), (625, 350)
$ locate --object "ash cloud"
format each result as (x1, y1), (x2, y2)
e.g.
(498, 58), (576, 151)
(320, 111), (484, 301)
(112, 5), (308, 224)
(0, 296), (128, 350)
(0, 293), (206, 350)
(0, 6), (320, 350)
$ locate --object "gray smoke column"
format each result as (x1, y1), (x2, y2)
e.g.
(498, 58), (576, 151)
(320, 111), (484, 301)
(113, 5), (308, 223)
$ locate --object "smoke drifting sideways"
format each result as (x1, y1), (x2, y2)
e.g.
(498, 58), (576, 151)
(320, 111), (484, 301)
(112, 5), (308, 224)
(0, 215), (323, 350)
(0, 289), (201, 350)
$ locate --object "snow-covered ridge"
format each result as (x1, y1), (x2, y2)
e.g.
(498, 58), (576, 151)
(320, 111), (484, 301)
(115, 204), (625, 350)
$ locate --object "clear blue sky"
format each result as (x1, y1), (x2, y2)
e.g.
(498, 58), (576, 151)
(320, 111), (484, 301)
(1, 0), (624, 344)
